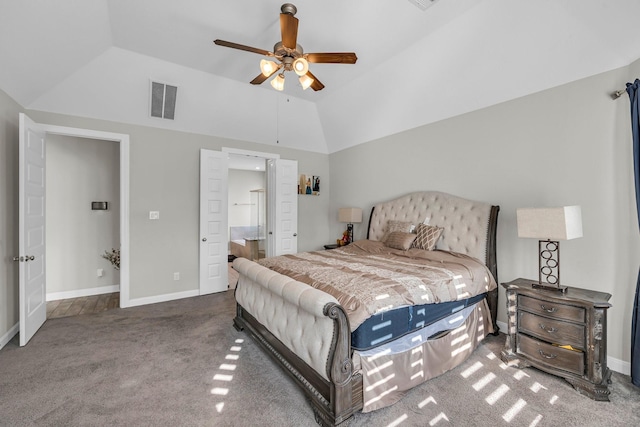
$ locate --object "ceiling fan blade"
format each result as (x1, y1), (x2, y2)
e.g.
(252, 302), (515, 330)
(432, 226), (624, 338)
(280, 13), (299, 50)
(214, 39), (272, 56)
(250, 73), (270, 85)
(306, 52), (358, 64)
(305, 71), (325, 91)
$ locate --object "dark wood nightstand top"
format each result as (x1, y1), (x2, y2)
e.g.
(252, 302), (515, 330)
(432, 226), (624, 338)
(323, 244), (340, 250)
(501, 278), (611, 308)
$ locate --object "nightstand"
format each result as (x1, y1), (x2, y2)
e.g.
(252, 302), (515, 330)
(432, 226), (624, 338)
(323, 244), (340, 250)
(500, 278), (611, 401)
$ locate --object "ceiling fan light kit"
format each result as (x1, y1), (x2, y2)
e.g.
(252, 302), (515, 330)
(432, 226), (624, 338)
(271, 73), (285, 91)
(214, 3), (357, 92)
(298, 74), (314, 90)
(260, 59), (280, 77)
(292, 57), (309, 76)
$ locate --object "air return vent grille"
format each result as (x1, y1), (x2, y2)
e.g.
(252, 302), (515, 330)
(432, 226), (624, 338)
(150, 81), (177, 120)
(408, 0), (439, 11)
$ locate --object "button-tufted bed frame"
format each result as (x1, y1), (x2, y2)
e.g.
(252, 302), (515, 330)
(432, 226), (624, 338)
(366, 191), (500, 331)
(232, 191), (499, 426)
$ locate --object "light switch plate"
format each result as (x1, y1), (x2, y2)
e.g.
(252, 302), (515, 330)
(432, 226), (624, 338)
(149, 211), (160, 220)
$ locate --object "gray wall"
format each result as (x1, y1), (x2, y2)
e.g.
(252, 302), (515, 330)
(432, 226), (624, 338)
(24, 111), (331, 301)
(46, 135), (120, 295)
(0, 99), (330, 344)
(3, 62), (639, 367)
(329, 62), (640, 365)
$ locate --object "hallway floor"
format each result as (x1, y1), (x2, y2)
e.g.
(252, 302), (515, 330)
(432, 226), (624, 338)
(46, 293), (120, 319)
(46, 265), (238, 320)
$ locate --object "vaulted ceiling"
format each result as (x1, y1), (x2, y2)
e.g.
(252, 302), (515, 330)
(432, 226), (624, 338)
(1, 0), (639, 154)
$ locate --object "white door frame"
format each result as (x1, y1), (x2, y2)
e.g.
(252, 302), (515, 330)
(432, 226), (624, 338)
(35, 122), (131, 308)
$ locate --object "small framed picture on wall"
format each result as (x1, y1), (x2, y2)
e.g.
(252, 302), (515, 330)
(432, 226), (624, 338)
(298, 174), (320, 195)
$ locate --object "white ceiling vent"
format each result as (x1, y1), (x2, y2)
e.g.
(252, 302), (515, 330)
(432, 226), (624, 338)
(150, 81), (177, 120)
(408, 0), (439, 11)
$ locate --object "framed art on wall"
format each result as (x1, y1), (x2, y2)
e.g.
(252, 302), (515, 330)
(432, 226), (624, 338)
(299, 174), (320, 195)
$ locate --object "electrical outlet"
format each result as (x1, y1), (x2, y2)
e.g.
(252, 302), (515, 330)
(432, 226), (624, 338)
(149, 211), (160, 220)
(173, 272), (180, 281)
(97, 268), (104, 277)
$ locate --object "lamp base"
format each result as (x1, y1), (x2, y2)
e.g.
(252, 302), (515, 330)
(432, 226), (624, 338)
(532, 282), (568, 293)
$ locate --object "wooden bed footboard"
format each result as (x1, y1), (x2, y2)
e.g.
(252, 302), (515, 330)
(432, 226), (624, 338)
(233, 258), (363, 426)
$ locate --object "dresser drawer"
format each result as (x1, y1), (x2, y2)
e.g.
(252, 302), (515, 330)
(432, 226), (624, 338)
(518, 334), (585, 376)
(518, 311), (585, 350)
(519, 295), (585, 323)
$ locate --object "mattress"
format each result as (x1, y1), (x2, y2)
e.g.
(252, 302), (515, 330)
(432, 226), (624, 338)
(351, 292), (487, 350)
(258, 239), (497, 331)
(353, 300), (493, 412)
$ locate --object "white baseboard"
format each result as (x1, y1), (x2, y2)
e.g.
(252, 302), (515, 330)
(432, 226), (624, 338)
(46, 285), (120, 301)
(607, 356), (630, 376)
(0, 323), (19, 350)
(494, 321), (629, 375)
(125, 289), (200, 308)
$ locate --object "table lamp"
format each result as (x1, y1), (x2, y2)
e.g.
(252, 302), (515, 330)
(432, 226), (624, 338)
(516, 206), (583, 292)
(338, 208), (362, 244)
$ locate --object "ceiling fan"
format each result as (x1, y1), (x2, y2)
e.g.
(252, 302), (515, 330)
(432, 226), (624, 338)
(214, 3), (357, 92)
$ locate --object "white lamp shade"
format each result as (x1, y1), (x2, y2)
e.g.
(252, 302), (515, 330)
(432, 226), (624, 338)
(299, 74), (314, 90)
(270, 73), (285, 91)
(292, 57), (309, 76)
(260, 59), (279, 77)
(516, 206), (583, 240)
(338, 207), (362, 223)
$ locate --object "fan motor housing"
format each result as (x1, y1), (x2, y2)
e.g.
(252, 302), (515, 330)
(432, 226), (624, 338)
(281, 3), (297, 15)
(273, 41), (303, 60)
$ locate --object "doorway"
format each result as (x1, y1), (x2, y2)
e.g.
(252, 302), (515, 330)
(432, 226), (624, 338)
(228, 154), (267, 262)
(18, 113), (130, 346)
(45, 134), (121, 319)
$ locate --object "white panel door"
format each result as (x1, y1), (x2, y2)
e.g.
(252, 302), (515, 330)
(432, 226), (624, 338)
(18, 113), (47, 346)
(199, 149), (228, 294)
(273, 159), (298, 255)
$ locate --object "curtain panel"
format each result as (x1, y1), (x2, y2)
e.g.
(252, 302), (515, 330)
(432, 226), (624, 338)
(627, 79), (640, 387)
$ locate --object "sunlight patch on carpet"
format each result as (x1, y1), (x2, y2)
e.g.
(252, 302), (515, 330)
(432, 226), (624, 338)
(210, 338), (245, 414)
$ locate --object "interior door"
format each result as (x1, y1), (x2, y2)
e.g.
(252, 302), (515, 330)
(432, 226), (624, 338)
(270, 158), (298, 255)
(18, 113), (47, 346)
(199, 149), (228, 294)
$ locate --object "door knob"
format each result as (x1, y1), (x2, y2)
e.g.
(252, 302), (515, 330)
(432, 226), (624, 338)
(26, 255), (35, 261)
(293, 233), (297, 237)
(202, 238), (207, 242)
(12, 256), (23, 262)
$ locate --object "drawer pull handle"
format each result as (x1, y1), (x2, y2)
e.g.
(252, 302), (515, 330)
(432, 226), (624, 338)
(539, 324), (557, 333)
(538, 350), (557, 359)
(540, 304), (556, 313)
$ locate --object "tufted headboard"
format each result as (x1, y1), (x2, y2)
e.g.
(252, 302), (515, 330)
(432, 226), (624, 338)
(367, 191), (499, 278)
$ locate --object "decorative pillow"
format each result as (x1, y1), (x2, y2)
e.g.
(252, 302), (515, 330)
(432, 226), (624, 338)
(381, 220), (413, 242)
(412, 223), (444, 251)
(385, 231), (417, 251)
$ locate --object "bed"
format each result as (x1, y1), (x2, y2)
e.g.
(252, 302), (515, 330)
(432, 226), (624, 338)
(232, 191), (499, 426)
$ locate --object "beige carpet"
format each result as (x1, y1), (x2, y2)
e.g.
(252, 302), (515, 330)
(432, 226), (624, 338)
(1, 290), (639, 426)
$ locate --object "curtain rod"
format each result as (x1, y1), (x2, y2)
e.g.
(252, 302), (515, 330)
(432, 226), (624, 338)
(612, 89), (627, 99)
